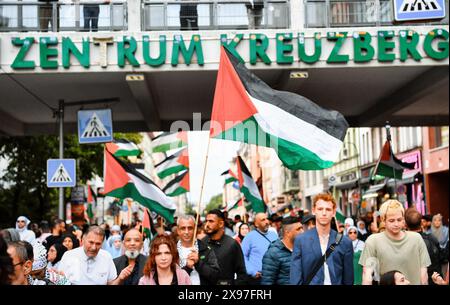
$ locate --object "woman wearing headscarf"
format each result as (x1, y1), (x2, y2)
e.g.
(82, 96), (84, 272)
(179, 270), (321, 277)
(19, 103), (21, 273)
(234, 223), (250, 245)
(347, 225), (365, 285)
(344, 217), (354, 236)
(107, 235), (123, 259)
(15, 216), (36, 243)
(61, 233), (80, 250)
(356, 220), (369, 242)
(431, 214), (449, 250)
(47, 243), (68, 270)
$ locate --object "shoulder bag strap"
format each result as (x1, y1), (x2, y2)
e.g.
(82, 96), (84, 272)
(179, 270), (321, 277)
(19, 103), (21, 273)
(303, 233), (343, 285)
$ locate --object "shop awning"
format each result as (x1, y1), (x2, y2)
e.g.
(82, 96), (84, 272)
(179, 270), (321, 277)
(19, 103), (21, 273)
(334, 179), (358, 190)
(362, 183), (386, 199)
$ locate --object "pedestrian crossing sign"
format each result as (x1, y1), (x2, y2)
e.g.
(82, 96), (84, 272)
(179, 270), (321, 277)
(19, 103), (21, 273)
(78, 109), (113, 144)
(394, 0), (446, 21)
(47, 159), (76, 188)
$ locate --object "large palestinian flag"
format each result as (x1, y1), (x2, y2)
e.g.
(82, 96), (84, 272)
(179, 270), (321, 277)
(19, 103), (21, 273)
(103, 148), (176, 223)
(152, 131), (188, 153)
(221, 169), (238, 185)
(155, 148), (189, 179)
(105, 139), (141, 157)
(162, 170), (190, 197)
(236, 156), (265, 213)
(210, 47), (349, 170)
(372, 140), (415, 179)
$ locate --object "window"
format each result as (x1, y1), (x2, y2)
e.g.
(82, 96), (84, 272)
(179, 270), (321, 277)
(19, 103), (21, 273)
(434, 126), (449, 148)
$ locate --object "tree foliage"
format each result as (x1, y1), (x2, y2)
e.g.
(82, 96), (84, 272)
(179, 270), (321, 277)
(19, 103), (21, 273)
(204, 193), (224, 215)
(0, 133), (142, 228)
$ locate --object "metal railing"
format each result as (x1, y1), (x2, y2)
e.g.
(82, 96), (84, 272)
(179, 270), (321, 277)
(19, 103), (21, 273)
(305, 0), (449, 28)
(142, 0), (290, 30)
(0, 1), (127, 32)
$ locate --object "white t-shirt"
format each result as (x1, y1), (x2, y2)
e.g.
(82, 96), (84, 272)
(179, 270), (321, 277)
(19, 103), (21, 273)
(320, 239), (331, 285)
(58, 247), (117, 285)
(179, 246), (200, 285)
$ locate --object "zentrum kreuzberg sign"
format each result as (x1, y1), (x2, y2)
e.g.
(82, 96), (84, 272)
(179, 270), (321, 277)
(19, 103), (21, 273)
(9, 29), (449, 70)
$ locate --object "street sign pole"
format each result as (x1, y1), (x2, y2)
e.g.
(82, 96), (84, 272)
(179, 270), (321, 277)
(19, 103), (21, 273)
(58, 100), (64, 219)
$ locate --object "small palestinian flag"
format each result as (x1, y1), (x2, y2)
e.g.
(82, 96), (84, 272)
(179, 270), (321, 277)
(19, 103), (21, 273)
(236, 156), (265, 213)
(152, 131), (188, 153)
(221, 169), (238, 185)
(142, 208), (157, 240)
(155, 148), (189, 179)
(86, 185), (96, 220)
(162, 170), (190, 197)
(103, 148), (176, 223)
(210, 47), (349, 170)
(226, 197), (246, 211)
(105, 139), (141, 157)
(372, 140), (415, 179)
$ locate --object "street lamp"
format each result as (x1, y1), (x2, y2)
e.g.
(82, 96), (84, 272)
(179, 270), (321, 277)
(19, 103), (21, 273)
(343, 141), (361, 217)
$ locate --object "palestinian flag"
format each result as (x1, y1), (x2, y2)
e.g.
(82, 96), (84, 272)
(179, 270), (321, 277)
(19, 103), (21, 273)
(105, 139), (141, 157)
(221, 169), (238, 185)
(236, 156), (266, 213)
(142, 208), (157, 240)
(162, 170), (190, 197)
(225, 197), (247, 211)
(335, 207), (346, 224)
(103, 148), (176, 223)
(152, 131), (188, 153)
(210, 47), (349, 170)
(155, 148), (189, 179)
(86, 185), (96, 220)
(372, 140), (415, 179)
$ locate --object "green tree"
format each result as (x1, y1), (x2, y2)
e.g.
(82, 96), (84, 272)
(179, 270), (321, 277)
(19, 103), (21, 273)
(0, 133), (142, 228)
(203, 194), (223, 215)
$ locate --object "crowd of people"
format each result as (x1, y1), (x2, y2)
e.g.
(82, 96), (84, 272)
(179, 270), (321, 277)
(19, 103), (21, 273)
(0, 192), (448, 286)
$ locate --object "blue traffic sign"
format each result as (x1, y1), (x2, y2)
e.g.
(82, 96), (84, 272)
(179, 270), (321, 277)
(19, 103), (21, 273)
(78, 109), (113, 144)
(47, 159), (76, 188)
(394, 0), (446, 21)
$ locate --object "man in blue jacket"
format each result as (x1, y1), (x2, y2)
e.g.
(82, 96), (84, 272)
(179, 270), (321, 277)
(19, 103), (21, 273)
(290, 193), (354, 285)
(261, 216), (303, 285)
(241, 212), (278, 284)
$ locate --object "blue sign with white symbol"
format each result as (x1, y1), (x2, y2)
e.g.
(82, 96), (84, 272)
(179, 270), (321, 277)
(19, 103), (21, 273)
(394, 0), (446, 21)
(47, 159), (76, 188)
(78, 109), (113, 144)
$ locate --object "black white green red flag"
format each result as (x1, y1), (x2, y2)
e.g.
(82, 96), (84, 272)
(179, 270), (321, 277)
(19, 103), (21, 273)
(152, 132), (188, 153)
(209, 47), (349, 170)
(155, 148), (189, 179)
(162, 170), (190, 197)
(372, 140), (415, 179)
(236, 156), (265, 213)
(103, 148), (176, 223)
(105, 139), (141, 157)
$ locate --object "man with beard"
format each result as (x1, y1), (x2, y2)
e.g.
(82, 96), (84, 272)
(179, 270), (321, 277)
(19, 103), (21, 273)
(176, 215), (220, 285)
(203, 209), (247, 285)
(241, 213), (278, 284)
(43, 218), (66, 250)
(15, 216), (36, 244)
(112, 229), (147, 285)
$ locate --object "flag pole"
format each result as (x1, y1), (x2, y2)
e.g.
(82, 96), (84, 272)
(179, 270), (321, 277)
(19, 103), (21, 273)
(192, 136), (212, 248)
(385, 122), (397, 199)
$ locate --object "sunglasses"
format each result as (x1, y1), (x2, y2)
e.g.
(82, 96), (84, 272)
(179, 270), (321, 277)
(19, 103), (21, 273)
(348, 231), (357, 235)
(16, 220), (25, 223)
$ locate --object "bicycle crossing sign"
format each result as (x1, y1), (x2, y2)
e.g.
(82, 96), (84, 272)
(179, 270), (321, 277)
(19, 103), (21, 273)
(394, 0), (446, 21)
(78, 109), (113, 144)
(47, 159), (76, 188)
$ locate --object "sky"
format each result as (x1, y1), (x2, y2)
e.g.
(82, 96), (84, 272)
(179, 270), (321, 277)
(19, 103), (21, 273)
(187, 131), (241, 206)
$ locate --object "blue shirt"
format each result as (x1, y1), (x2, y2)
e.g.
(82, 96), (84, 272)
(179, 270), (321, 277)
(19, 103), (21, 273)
(241, 229), (278, 277)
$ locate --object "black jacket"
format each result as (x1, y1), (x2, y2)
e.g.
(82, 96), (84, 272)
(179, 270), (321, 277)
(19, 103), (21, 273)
(113, 254), (147, 285)
(182, 239), (221, 285)
(203, 234), (247, 285)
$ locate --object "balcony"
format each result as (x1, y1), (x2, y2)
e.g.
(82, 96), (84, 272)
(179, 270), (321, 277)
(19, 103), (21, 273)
(305, 0), (449, 28)
(142, 0), (290, 31)
(0, 1), (127, 32)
